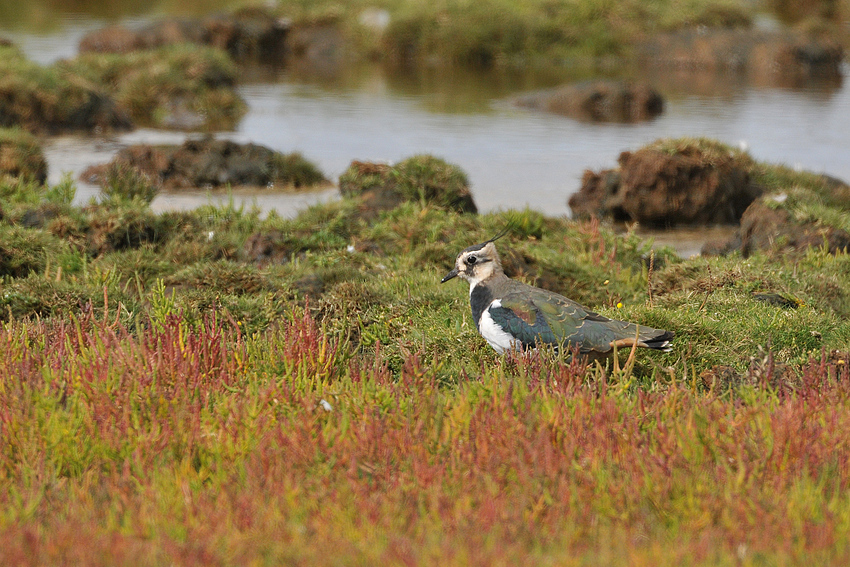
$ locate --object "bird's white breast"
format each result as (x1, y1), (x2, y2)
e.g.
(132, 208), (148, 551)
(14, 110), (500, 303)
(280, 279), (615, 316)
(479, 299), (521, 354)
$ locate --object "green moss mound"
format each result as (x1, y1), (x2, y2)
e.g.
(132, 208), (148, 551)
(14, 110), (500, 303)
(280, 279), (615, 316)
(0, 45), (131, 134)
(59, 44), (247, 131)
(339, 155), (477, 214)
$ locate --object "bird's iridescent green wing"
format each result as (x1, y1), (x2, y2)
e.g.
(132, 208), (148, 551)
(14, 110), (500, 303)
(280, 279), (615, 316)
(486, 293), (556, 347)
(525, 288), (621, 353)
(490, 284), (672, 354)
(527, 287), (670, 353)
(488, 288), (592, 349)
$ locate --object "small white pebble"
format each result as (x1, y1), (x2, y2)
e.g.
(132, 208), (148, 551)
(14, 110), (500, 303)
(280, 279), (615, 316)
(346, 244), (356, 253)
(771, 193), (787, 203)
(207, 231), (215, 241)
(319, 399), (333, 412)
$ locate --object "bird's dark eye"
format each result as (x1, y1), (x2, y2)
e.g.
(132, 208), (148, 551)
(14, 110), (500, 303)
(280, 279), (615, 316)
(465, 255), (477, 265)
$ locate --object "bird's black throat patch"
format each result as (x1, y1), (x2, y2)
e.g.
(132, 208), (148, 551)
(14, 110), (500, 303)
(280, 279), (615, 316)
(470, 285), (493, 331)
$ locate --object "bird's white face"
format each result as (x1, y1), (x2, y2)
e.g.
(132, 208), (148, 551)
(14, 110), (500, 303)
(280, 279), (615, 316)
(441, 241), (500, 289)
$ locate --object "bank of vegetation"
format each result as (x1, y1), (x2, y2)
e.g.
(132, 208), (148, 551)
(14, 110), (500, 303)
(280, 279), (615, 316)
(2, 129), (850, 563)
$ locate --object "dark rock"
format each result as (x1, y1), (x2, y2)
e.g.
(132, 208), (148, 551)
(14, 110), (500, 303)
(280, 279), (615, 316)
(705, 172), (850, 257)
(569, 143), (764, 227)
(515, 80), (664, 123)
(570, 170), (625, 221)
(203, 8), (290, 63)
(138, 19), (205, 50)
(83, 137), (326, 191)
(77, 9), (352, 76)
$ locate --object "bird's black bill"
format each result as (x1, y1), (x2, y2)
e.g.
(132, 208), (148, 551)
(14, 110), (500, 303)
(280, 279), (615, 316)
(441, 268), (459, 283)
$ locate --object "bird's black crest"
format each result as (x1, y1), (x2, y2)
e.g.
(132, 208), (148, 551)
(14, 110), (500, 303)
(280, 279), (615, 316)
(464, 226), (511, 254)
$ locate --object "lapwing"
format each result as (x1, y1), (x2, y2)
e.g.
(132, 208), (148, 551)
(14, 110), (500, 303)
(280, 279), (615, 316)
(441, 234), (673, 358)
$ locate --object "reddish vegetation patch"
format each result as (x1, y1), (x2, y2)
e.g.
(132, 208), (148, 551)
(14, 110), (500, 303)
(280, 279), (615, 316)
(515, 80), (664, 123)
(1, 309), (850, 564)
(570, 146), (763, 226)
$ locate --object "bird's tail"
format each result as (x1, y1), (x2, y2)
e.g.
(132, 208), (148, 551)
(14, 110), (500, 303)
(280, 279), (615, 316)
(642, 329), (674, 352)
(610, 327), (674, 352)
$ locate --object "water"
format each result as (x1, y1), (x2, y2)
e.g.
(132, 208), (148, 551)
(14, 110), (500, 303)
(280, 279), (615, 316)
(234, 75), (850, 219)
(6, 17), (850, 255)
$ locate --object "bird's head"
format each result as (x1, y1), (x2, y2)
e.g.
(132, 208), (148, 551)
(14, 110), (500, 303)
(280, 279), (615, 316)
(441, 239), (503, 287)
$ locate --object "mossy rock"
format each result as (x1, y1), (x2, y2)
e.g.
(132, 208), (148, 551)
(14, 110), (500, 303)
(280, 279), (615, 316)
(339, 155), (477, 215)
(0, 46), (132, 134)
(702, 163), (850, 257)
(0, 277), (88, 321)
(59, 44), (247, 131)
(736, 190), (850, 258)
(84, 205), (170, 256)
(381, 0), (753, 70)
(515, 80), (664, 123)
(570, 137), (763, 227)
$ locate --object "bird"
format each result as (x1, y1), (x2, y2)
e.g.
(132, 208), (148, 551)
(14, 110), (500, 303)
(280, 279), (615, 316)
(441, 233), (673, 358)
